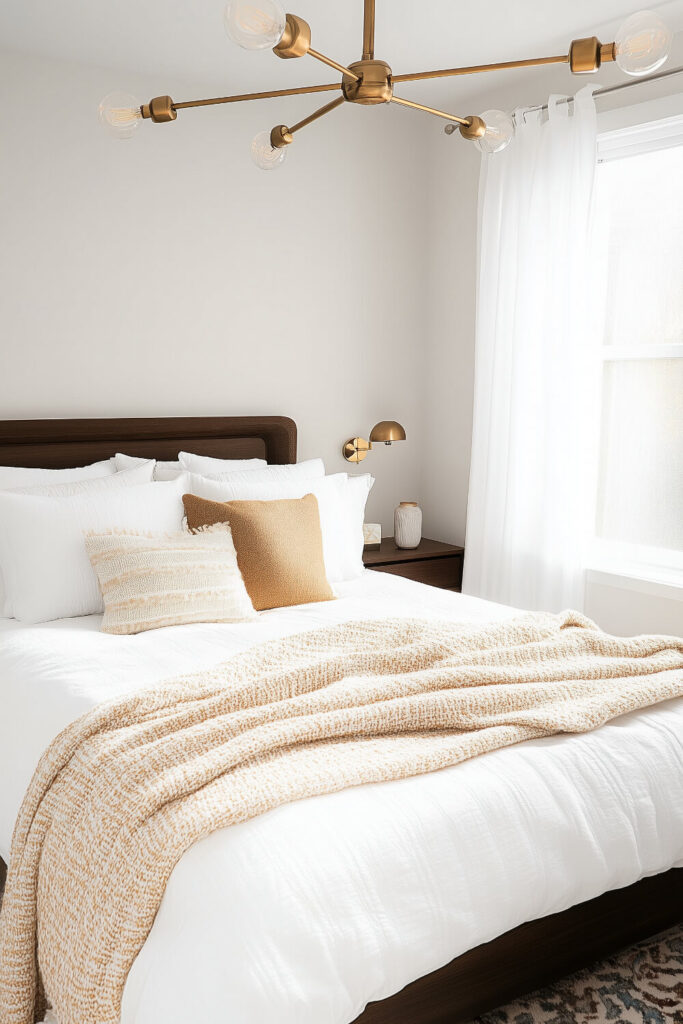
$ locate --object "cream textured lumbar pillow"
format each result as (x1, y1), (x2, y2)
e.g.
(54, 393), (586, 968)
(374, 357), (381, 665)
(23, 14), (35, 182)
(85, 525), (256, 634)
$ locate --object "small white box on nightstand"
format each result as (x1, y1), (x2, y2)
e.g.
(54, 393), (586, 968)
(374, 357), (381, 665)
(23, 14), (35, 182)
(363, 523), (382, 551)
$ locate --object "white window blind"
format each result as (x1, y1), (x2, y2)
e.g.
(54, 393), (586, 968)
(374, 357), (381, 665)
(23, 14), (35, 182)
(592, 120), (683, 586)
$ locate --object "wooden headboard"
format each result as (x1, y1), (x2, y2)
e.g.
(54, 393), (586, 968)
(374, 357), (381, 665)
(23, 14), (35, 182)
(0, 416), (297, 468)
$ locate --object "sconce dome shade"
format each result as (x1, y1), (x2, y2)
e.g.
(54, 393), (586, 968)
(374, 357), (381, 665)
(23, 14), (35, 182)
(370, 420), (406, 443)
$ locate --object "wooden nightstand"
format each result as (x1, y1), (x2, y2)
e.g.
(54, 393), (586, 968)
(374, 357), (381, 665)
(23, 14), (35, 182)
(363, 538), (464, 591)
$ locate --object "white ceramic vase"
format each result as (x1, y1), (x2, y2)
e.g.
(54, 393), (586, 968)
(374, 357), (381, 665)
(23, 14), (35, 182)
(394, 501), (422, 549)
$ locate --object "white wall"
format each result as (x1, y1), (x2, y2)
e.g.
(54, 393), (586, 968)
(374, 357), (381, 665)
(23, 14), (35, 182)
(0, 49), (432, 532)
(1, 46), (680, 634)
(420, 45), (683, 634)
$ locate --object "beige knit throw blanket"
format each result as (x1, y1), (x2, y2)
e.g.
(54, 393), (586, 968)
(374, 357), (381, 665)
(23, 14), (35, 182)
(1, 612), (683, 1024)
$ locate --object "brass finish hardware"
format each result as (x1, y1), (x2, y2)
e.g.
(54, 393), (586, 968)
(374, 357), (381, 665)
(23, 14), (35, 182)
(567, 37), (617, 74)
(143, 95), (177, 123)
(343, 420), (406, 462)
(343, 60), (393, 104)
(270, 125), (293, 148)
(369, 421), (406, 443)
(270, 96), (345, 150)
(459, 115), (486, 141)
(172, 82), (341, 112)
(392, 95), (469, 127)
(343, 437), (371, 463)
(131, 0), (650, 160)
(569, 36), (604, 74)
(308, 49), (361, 81)
(363, 0), (376, 61)
(273, 13), (311, 59)
(289, 96), (346, 135)
(392, 53), (569, 85)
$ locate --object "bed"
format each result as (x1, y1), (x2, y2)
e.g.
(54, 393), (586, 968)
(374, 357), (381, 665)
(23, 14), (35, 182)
(0, 416), (681, 1024)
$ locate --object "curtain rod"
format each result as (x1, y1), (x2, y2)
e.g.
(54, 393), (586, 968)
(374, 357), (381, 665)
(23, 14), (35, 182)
(444, 64), (683, 132)
(526, 63), (683, 115)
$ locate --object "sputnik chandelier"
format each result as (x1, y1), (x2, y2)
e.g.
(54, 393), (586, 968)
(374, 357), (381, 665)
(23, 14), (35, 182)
(99, 1), (672, 167)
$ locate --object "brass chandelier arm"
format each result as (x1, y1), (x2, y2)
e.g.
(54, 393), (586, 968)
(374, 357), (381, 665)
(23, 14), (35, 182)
(171, 81), (342, 112)
(363, 0), (376, 61)
(289, 95), (346, 135)
(392, 53), (570, 84)
(270, 95), (345, 149)
(307, 48), (360, 80)
(391, 95), (470, 128)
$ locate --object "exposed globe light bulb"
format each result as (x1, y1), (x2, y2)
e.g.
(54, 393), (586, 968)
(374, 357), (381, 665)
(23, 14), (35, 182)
(614, 10), (672, 76)
(98, 91), (142, 139)
(224, 1), (286, 50)
(251, 130), (288, 170)
(475, 110), (515, 155)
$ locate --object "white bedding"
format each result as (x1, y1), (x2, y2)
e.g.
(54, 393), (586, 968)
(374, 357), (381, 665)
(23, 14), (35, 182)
(0, 571), (682, 1024)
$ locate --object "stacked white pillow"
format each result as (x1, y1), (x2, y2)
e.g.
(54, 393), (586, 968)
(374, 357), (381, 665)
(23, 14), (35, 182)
(0, 450), (375, 625)
(178, 452), (268, 475)
(0, 459), (115, 490)
(11, 461), (154, 495)
(0, 476), (189, 623)
(185, 458), (325, 486)
(114, 453), (185, 481)
(115, 452), (269, 481)
(185, 468), (373, 583)
(0, 458), (151, 618)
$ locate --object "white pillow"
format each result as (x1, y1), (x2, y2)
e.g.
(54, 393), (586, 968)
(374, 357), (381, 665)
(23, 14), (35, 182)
(1, 462), (156, 617)
(0, 476), (189, 624)
(114, 453), (183, 482)
(0, 458), (118, 617)
(344, 474), (375, 578)
(186, 471), (369, 583)
(11, 461), (155, 495)
(188, 459), (325, 486)
(0, 459), (115, 490)
(178, 452), (268, 475)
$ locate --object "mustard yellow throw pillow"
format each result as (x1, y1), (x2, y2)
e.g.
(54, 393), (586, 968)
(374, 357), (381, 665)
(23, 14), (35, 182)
(85, 525), (256, 634)
(183, 493), (335, 611)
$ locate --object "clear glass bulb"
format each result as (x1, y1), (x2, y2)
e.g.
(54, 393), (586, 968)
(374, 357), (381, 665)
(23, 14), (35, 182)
(224, 1), (286, 50)
(98, 91), (142, 139)
(614, 10), (672, 77)
(251, 131), (288, 170)
(475, 110), (515, 155)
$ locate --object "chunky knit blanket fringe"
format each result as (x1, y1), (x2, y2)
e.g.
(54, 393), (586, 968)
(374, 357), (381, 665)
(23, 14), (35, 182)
(1, 612), (682, 1024)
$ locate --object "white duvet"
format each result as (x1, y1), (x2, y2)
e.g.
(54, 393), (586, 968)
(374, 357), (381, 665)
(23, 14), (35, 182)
(1, 572), (682, 1024)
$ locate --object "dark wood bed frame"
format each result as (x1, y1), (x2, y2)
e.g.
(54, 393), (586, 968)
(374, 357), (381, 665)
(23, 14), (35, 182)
(0, 415), (680, 1024)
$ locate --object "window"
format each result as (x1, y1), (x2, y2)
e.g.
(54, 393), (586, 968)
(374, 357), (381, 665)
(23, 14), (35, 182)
(592, 119), (683, 587)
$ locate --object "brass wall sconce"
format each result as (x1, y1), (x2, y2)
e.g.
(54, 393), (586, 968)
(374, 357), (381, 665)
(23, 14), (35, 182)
(343, 421), (406, 463)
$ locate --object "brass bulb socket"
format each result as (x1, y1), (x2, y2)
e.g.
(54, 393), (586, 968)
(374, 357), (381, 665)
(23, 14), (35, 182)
(270, 125), (293, 148)
(273, 13), (311, 59)
(569, 36), (604, 74)
(460, 115), (486, 141)
(146, 95), (177, 123)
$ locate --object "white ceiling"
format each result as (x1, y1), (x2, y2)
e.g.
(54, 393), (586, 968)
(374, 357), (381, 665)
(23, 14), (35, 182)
(2, 0), (683, 104)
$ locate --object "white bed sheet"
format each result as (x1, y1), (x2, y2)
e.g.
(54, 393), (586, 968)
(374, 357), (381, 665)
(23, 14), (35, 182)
(0, 571), (682, 1024)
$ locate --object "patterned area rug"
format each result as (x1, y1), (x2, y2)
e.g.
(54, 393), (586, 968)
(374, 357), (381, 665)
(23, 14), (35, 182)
(474, 924), (683, 1024)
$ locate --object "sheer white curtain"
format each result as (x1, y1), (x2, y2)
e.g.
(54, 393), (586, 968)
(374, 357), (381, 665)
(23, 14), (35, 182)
(463, 87), (601, 612)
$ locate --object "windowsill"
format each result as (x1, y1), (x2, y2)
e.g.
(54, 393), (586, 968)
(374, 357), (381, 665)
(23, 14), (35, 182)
(586, 567), (683, 602)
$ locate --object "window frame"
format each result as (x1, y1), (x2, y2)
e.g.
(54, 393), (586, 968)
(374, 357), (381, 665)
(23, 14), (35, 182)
(588, 112), (683, 594)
